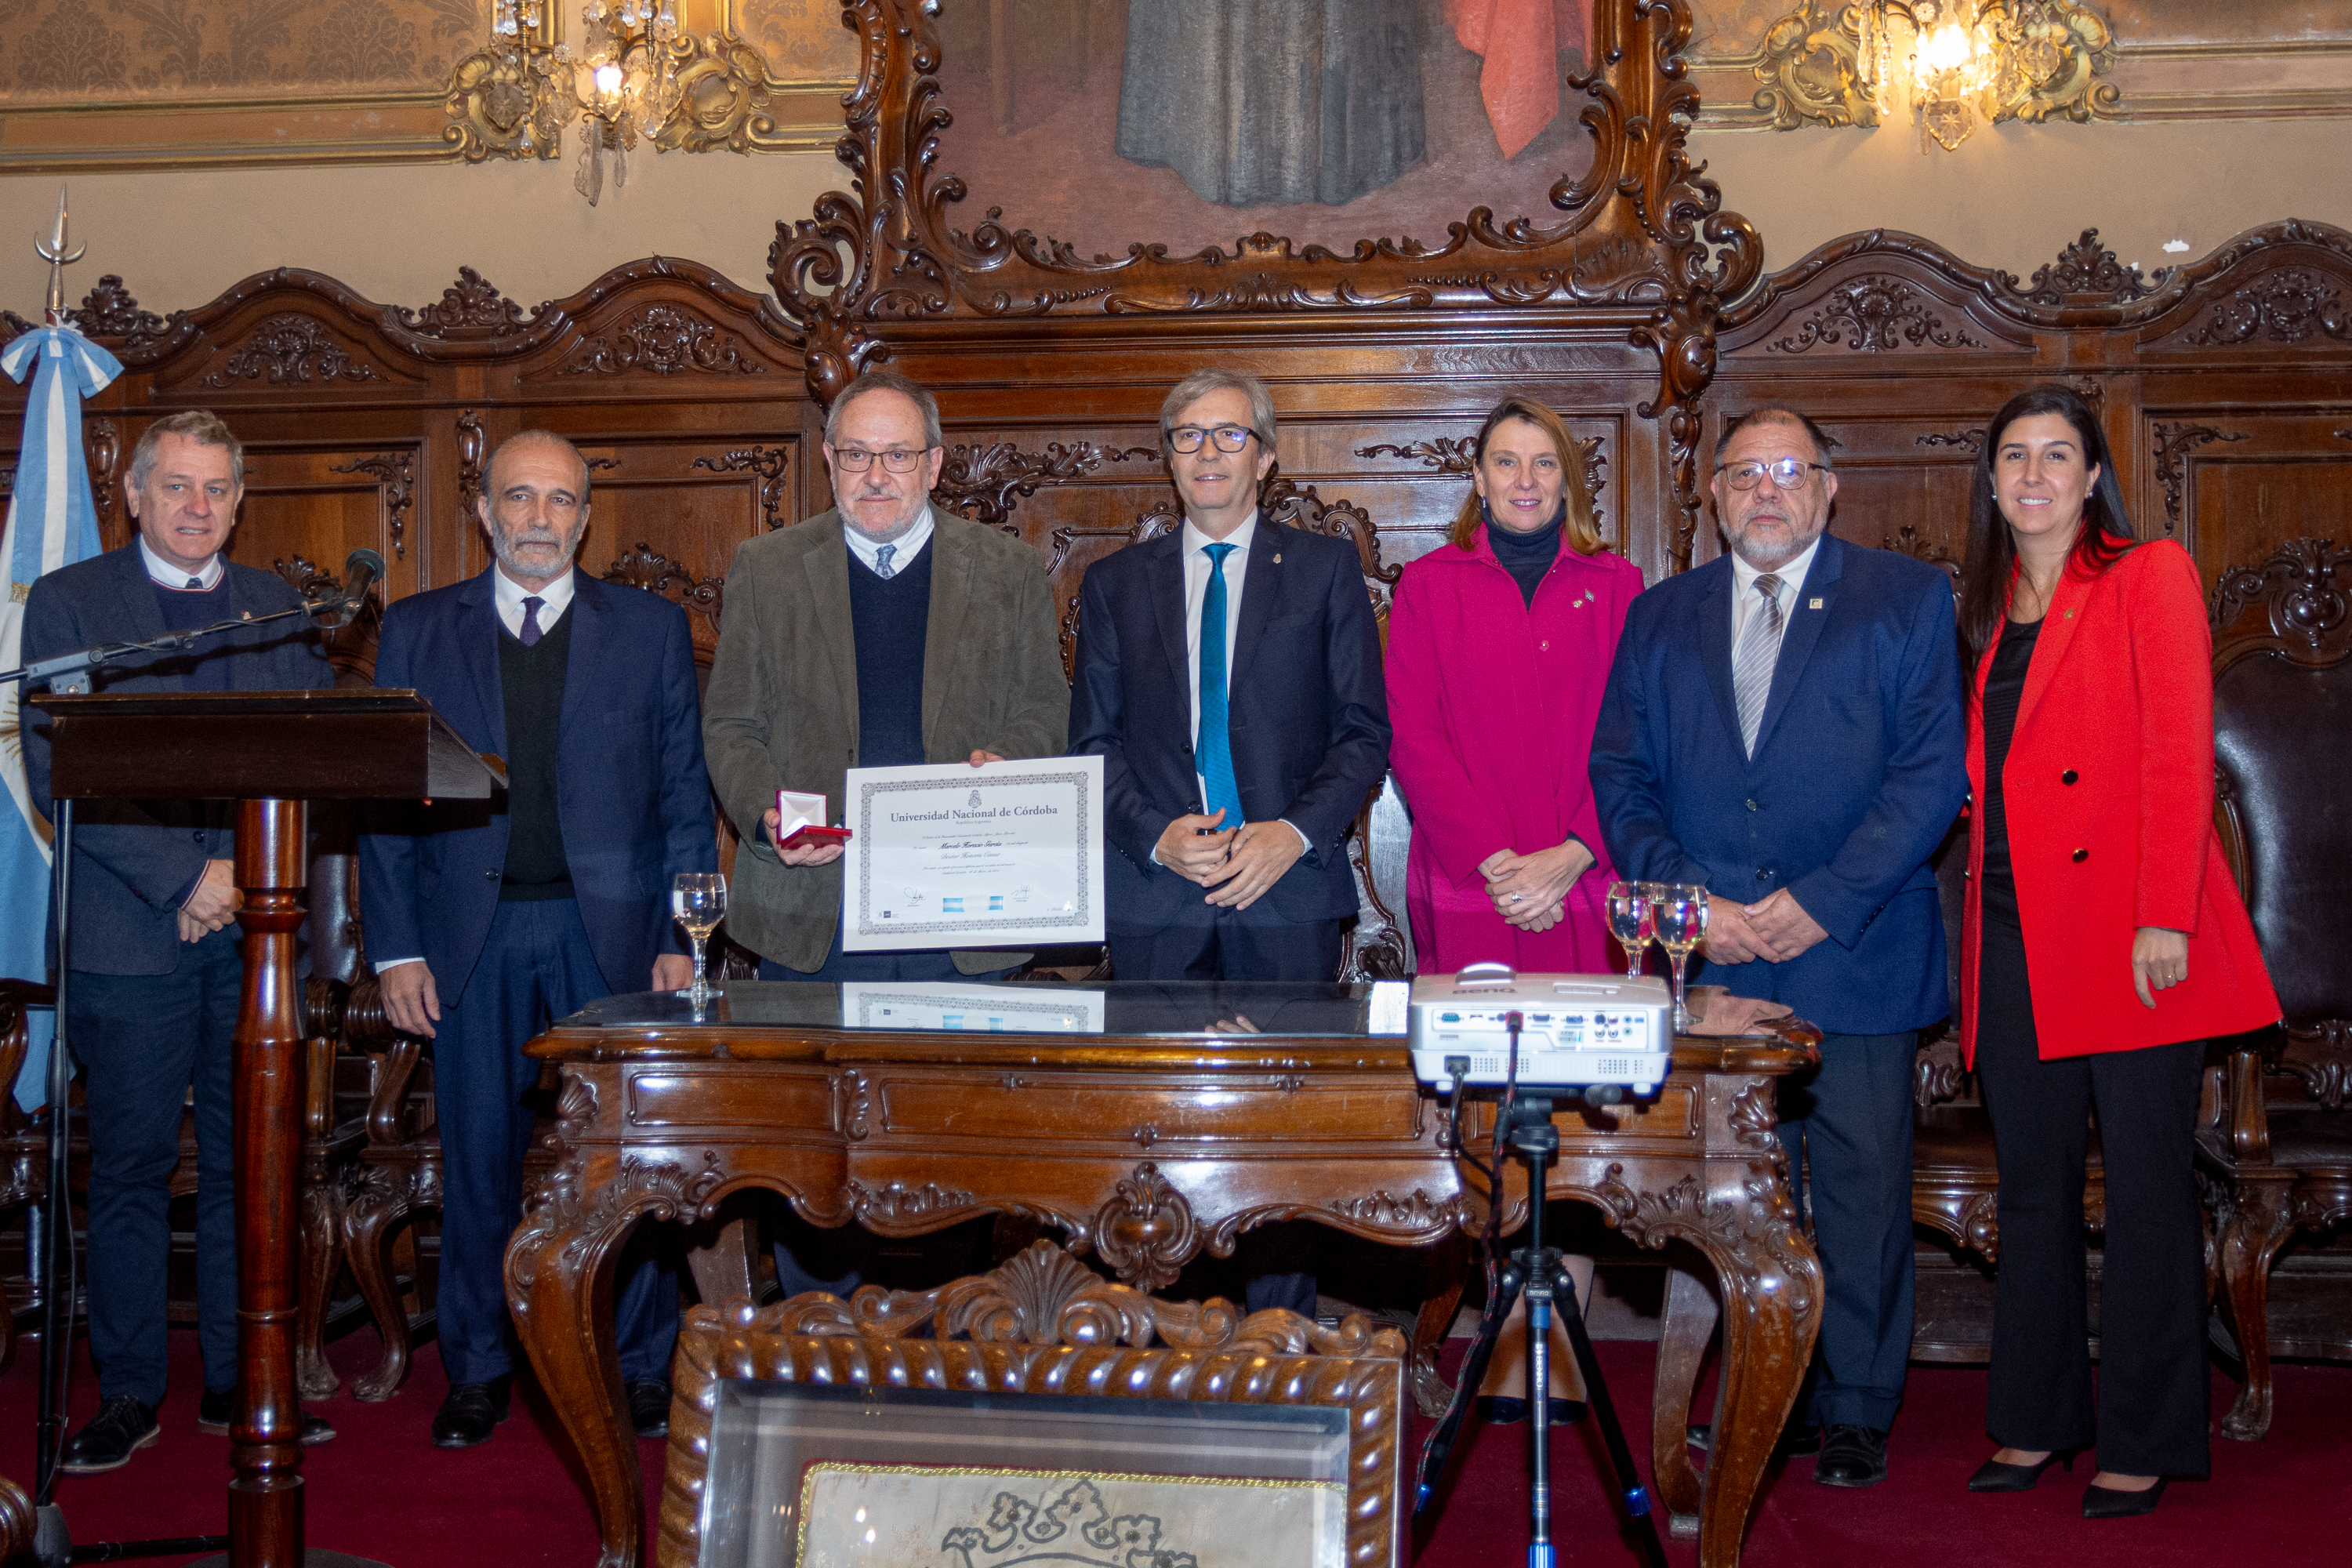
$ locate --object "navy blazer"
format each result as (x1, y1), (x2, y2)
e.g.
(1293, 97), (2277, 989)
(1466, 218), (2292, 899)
(1588, 533), (1967, 1034)
(358, 569), (717, 1000)
(1069, 519), (1390, 929)
(20, 544), (332, 976)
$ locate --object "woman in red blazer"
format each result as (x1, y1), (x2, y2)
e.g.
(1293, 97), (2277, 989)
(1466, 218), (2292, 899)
(1957, 385), (2278, 1516)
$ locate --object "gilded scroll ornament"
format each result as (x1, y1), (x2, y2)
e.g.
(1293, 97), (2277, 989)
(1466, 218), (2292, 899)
(1748, 2), (2121, 150)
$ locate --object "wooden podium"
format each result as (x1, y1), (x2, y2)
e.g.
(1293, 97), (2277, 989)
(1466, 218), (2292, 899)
(31, 690), (499, 1568)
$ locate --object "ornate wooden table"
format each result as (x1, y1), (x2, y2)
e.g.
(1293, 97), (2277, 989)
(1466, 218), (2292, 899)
(504, 982), (1823, 1568)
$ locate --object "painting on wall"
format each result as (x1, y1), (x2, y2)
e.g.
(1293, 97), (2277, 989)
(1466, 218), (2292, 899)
(909, 0), (1603, 259)
(0, 0), (488, 103)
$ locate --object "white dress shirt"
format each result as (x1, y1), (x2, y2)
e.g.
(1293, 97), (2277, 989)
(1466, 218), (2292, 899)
(137, 536), (223, 590)
(377, 563), (579, 974)
(1730, 534), (1824, 650)
(1161, 511), (1307, 857)
(844, 506), (935, 576)
(492, 561), (576, 638)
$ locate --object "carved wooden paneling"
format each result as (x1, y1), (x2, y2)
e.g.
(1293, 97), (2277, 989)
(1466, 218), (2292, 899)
(1719, 223), (2352, 579)
(227, 444), (428, 601)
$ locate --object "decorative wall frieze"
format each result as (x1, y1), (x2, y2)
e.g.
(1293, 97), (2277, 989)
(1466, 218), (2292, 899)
(1353, 434), (1611, 512)
(2181, 270), (2351, 347)
(601, 543), (724, 629)
(328, 452), (417, 561)
(554, 303), (767, 378)
(201, 314), (383, 389)
(1766, 277), (1988, 353)
(67, 277), (175, 352)
(2152, 420), (2249, 535)
(931, 441), (1159, 532)
(1915, 428), (1987, 453)
(456, 409), (487, 524)
(395, 267), (535, 339)
(691, 445), (793, 530)
(2005, 229), (2154, 307)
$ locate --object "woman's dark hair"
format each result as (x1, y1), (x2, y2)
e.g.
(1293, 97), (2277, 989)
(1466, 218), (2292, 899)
(1958, 383), (2136, 671)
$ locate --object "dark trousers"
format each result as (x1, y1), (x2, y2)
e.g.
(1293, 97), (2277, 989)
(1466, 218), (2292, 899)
(757, 928), (1014, 1298)
(69, 927), (242, 1406)
(436, 898), (677, 1385)
(1777, 1029), (1918, 1431)
(1107, 914), (1347, 985)
(1107, 913), (1348, 1317)
(1975, 916), (2211, 1476)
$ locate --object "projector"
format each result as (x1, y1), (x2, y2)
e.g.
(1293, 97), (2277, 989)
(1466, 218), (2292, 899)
(1407, 964), (1673, 1100)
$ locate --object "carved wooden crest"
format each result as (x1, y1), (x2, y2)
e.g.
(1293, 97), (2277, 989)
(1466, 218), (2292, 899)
(201, 314), (382, 388)
(554, 303), (768, 378)
(395, 267), (534, 339)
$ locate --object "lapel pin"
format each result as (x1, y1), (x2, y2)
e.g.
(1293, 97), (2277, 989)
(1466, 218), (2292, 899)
(2064, 608), (2075, 619)
(1809, 597), (1823, 609)
(1272, 553), (1281, 564)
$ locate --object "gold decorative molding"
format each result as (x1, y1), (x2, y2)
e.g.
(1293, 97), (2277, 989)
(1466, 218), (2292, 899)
(0, 0), (852, 173)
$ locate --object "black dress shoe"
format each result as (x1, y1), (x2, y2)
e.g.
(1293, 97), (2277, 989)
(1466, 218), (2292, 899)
(60, 1396), (159, 1474)
(1966, 1449), (2075, 1493)
(626, 1379), (672, 1439)
(2082, 1477), (2167, 1519)
(1477, 1396), (1587, 1428)
(1813, 1424), (1889, 1488)
(432, 1378), (513, 1449)
(196, 1388), (336, 1445)
(1686, 1421), (1822, 1458)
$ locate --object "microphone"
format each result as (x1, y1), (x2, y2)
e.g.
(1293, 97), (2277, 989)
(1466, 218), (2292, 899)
(340, 547), (384, 612)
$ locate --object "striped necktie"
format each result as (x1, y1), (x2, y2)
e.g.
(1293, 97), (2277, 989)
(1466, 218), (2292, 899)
(1196, 542), (1243, 825)
(1733, 572), (1784, 757)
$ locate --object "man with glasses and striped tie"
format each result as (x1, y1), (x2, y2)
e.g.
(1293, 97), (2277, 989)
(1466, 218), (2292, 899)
(1068, 368), (1390, 1316)
(1590, 407), (1965, 1489)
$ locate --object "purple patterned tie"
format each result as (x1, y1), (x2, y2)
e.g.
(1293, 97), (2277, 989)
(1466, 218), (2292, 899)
(520, 596), (545, 647)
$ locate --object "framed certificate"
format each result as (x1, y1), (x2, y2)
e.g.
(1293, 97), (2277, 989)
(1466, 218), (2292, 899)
(840, 757), (1105, 950)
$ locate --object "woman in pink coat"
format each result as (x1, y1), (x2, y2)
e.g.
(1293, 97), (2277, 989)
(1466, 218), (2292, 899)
(1385, 394), (1646, 1425)
(1386, 394), (1646, 976)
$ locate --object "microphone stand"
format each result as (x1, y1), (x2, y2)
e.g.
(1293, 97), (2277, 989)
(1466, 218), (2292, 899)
(5, 587), (355, 1566)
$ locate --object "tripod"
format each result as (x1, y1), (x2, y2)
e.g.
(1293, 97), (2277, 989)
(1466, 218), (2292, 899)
(1415, 1089), (1668, 1568)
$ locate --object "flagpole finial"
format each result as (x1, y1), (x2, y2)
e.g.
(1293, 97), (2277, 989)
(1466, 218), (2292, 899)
(34, 183), (85, 326)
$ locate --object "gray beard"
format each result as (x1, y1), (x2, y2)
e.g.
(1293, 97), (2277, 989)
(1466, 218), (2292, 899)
(490, 522), (584, 583)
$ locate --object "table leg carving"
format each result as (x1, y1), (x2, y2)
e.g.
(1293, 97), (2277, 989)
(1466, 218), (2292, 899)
(507, 1147), (723, 1568)
(344, 1163), (435, 1402)
(2215, 1177), (2299, 1441)
(1653, 1257), (1718, 1537)
(1409, 1230), (1470, 1418)
(295, 1171), (344, 1399)
(1589, 1158), (1820, 1568)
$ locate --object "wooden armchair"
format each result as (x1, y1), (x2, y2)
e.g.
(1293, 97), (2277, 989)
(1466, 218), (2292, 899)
(2197, 537), (2352, 1440)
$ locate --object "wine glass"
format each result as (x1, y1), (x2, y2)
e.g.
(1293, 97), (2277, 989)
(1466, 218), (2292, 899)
(1652, 884), (1711, 1033)
(1604, 880), (1656, 977)
(671, 873), (727, 1005)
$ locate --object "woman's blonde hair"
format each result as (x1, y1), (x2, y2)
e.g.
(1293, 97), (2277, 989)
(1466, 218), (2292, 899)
(1448, 395), (1603, 554)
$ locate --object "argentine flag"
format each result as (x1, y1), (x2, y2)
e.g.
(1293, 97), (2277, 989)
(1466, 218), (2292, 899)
(2, 325), (122, 1110)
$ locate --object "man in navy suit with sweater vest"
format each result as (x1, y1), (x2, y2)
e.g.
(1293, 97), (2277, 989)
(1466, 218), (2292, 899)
(358, 430), (716, 1449)
(22, 412), (333, 1473)
(1067, 368), (1391, 1314)
(1591, 408), (1966, 1487)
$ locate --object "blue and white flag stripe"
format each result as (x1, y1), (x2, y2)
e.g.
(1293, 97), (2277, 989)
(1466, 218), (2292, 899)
(2, 325), (122, 1111)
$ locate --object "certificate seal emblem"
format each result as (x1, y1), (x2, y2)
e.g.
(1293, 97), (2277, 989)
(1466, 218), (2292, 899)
(970, 789), (982, 808)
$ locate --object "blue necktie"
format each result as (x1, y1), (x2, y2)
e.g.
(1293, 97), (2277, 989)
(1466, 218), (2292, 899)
(520, 596), (545, 647)
(1197, 542), (1243, 826)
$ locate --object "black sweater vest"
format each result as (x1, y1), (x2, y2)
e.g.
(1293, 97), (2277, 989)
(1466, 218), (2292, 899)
(496, 603), (575, 900)
(846, 541), (932, 768)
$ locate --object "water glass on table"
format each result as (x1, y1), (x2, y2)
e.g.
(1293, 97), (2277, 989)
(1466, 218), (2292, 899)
(1605, 880), (1657, 977)
(670, 873), (727, 1005)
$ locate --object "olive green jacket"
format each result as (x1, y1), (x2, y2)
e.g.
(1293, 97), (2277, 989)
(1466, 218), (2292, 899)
(702, 510), (1071, 972)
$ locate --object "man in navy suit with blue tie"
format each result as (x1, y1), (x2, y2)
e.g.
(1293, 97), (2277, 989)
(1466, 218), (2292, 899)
(1591, 408), (1965, 1488)
(1069, 368), (1390, 1312)
(359, 430), (716, 1449)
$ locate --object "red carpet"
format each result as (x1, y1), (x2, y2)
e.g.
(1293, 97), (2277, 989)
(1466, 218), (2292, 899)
(3, 1326), (2347, 1566)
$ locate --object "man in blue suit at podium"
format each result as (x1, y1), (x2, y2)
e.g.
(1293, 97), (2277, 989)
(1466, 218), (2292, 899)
(1591, 407), (1965, 1489)
(359, 430), (716, 1450)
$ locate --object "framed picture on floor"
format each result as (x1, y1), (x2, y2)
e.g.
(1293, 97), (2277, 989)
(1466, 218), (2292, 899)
(655, 1246), (1408, 1567)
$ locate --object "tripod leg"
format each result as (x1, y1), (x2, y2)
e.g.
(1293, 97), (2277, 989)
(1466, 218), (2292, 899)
(1412, 1265), (1522, 1516)
(1555, 1261), (1670, 1568)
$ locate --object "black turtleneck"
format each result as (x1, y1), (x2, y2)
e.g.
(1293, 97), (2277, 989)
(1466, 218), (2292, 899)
(1486, 504), (1566, 608)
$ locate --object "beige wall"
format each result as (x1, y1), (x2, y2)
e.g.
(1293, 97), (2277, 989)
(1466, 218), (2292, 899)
(2, 113), (2348, 324)
(1693, 115), (2352, 280)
